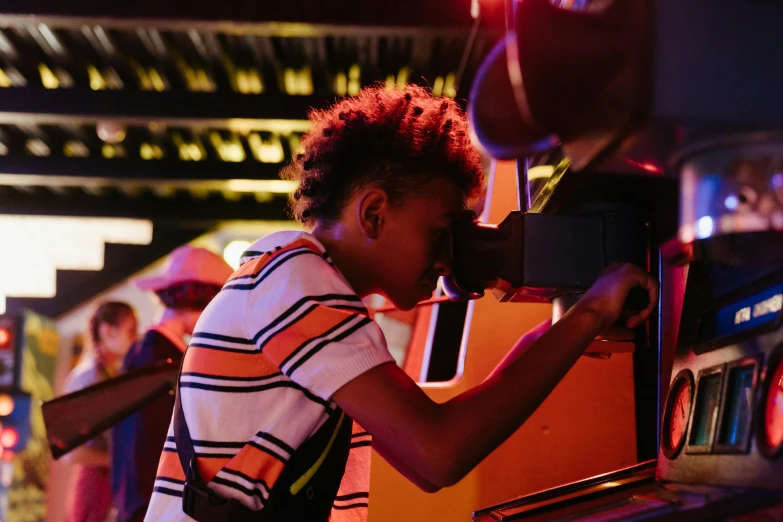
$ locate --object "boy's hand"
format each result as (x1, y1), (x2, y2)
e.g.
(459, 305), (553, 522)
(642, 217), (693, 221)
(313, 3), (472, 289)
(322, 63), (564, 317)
(577, 263), (659, 331)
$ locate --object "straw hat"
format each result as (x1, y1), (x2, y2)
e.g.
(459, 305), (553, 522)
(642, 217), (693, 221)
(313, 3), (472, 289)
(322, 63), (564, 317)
(134, 245), (233, 291)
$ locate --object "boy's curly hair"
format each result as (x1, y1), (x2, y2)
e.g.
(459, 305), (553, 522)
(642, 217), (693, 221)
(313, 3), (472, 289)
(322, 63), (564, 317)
(280, 84), (485, 227)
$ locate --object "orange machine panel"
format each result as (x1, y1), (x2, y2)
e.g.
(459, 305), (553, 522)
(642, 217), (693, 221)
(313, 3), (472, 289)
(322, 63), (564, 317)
(368, 160), (638, 521)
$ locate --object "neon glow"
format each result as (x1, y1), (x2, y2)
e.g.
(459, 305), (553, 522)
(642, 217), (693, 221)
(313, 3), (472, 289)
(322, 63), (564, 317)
(696, 216), (714, 239)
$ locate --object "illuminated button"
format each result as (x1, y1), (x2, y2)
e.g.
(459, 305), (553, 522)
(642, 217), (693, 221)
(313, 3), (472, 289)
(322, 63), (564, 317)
(0, 395), (15, 417)
(0, 329), (9, 348)
(1, 427), (18, 449)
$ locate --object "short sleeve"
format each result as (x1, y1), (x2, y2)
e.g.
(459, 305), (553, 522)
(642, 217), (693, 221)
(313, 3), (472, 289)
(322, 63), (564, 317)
(243, 249), (394, 400)
(62, 359), (99, 395)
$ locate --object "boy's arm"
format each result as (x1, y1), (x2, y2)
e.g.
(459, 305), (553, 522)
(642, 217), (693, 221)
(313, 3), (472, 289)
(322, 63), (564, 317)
(332, 263), (658, 490)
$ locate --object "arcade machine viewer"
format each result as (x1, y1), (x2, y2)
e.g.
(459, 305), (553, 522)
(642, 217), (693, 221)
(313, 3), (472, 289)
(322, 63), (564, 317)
(461, 0), (783, 519)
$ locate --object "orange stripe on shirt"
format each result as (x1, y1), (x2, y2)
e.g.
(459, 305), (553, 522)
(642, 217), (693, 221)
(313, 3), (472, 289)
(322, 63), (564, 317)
(263, 305), (356, 367)
(229, 239), (323, 282)
(156, 451), (235, 484)
(224, 444), (286, 489)
(198, 455), (233, 483)
(155, 451), (186, 482)
(183, 346), (279, 378)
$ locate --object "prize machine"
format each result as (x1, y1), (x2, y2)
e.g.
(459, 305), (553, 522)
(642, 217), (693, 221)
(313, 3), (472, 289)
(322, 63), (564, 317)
(447, 0), (783, 520)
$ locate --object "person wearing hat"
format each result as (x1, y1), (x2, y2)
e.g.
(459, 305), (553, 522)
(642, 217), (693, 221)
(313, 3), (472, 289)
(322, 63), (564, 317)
(111, 245), (233, 522)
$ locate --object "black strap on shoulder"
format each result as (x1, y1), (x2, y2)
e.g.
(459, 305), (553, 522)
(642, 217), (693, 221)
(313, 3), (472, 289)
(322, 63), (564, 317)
(173, 359), (352, 522)
(174, 374), (262, 522)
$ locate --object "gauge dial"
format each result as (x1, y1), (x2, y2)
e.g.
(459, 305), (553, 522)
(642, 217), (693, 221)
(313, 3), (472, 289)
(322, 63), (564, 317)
(669, 381), (692, 450)
(764, 360), (783, 451)
(663, 371), (694, 459)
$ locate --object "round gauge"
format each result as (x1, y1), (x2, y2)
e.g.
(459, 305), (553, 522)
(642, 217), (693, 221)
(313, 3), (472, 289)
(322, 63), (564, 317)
(759, 347), (783, 458)
(662, 370), (695, 459)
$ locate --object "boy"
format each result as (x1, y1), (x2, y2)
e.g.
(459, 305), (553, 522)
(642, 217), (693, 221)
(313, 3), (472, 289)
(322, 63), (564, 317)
(145, 85), (658, 521)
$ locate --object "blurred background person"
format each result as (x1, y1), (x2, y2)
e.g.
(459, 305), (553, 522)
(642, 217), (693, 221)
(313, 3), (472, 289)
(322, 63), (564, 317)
(110, 245), (233, 522)
(63, 301), (139, 522)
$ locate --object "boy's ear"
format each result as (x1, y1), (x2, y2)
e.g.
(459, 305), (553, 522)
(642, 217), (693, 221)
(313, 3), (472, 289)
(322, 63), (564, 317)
(356, 188), (388, 239)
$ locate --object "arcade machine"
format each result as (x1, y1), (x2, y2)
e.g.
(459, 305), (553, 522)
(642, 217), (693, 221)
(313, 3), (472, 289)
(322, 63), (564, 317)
(446, 0), (783, 519)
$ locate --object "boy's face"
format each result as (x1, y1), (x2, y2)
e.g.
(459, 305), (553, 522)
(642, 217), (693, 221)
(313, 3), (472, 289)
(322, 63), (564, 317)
(374, 177), (464, 311)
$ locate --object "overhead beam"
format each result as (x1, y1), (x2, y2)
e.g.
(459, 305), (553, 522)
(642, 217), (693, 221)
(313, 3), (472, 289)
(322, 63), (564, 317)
(0, 186), (291, 222)
(0, 0), (504, 32)
(0, 89), (321, 126)
(0, 157), (290, 188)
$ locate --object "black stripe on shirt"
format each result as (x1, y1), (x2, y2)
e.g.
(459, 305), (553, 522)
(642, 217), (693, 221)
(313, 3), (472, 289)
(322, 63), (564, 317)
(211, 475), (267, 501)
(181, 371), (284, 382)
(252, 293), (364, 348)
(156, 477), (185, 486)
(220, 468), (272, 492)
(254, 431), (295, 455)
(332, 502), (369, 510)
(190, 332), (254, 344)
(178, 380), (329, 407)
(153, 486), (183, 498)
(230, 246), (310, 281)
(334, 492), (369, 501)
(167, 436), (247, 449)
(188, 343), (257, 354)
(226, 249), (320, 290)
(286, 316), (372, 376)
(248, 440), (289, 464)
(279, 314), (359, 369)
(350, 440), (372, 449)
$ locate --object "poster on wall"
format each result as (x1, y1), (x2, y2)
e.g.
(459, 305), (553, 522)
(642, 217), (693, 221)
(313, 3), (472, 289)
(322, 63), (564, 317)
(4, 311), (59, 522)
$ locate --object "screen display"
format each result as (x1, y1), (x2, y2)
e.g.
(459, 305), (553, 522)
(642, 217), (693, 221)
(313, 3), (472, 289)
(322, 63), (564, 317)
(689, 373), (722, 446)
(718, 365), (755, 447)
(697, 284), (783, 348)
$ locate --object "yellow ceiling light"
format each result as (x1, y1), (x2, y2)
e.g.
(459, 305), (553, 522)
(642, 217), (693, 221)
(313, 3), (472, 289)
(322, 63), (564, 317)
(248, 69), (263, 94)
(148, 68), (167, 92)
(227, 179), (296, 194)
(432, 76), (444, 97)
(284, 67), (314, 95)
(223, 240), (251, 270)
(38, 64), (59, 89)
(443, 72), (457, 98)
(63, 140), (90, 158)
(236, 70), (250, 94)
(347, 64), (361, 96)
(140, 143), (165, 160)
(283, 68), (297, 95)
(0, 69), (11, 88)
(210, 132), (245, 163)
(334, 72), (347, 97)
(87, 65), (106, 90)
(297, 67), (313, 95)
(248, 133), (284, 163)
(396, 66), (410, 89)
